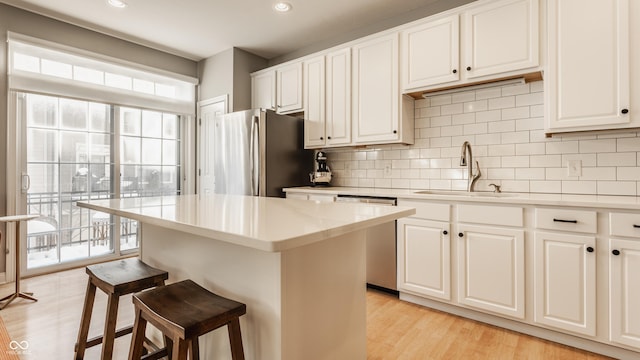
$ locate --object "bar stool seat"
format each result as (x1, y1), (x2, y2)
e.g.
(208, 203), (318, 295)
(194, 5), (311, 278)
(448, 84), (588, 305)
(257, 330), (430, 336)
(129, 279), (246, 360)
(75, 258), (169, 360)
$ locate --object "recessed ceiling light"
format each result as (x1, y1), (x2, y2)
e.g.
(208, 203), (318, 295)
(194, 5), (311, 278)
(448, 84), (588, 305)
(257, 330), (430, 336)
(108, 0), (127, 8)
(274, 2), (292, 12)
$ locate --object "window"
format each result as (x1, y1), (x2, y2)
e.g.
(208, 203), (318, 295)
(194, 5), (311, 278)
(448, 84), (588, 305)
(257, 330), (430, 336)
(23, 93), (183, 269)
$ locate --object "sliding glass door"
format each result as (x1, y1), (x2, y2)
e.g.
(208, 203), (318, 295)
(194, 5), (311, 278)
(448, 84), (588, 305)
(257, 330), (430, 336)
(19, 92), (182, 273)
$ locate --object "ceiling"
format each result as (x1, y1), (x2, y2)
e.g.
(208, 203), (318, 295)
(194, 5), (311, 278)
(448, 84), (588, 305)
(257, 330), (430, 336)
(0, 0), (464, 62)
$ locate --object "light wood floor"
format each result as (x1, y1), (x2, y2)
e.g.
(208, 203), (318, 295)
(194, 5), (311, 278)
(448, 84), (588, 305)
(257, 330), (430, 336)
(0, 268), (611, 359)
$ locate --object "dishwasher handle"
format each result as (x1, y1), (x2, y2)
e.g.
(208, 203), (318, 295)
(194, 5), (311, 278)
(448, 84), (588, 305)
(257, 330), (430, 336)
(335, 195), (397, 206)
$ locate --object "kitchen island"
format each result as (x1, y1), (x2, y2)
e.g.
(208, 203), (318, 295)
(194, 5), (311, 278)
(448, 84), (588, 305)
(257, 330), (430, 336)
(78, 194), (414, 360)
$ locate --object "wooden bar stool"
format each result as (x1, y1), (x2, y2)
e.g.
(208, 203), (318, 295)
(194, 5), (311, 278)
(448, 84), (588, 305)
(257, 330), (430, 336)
(74, 258), (169, 360)
(129, 279), (246, 360)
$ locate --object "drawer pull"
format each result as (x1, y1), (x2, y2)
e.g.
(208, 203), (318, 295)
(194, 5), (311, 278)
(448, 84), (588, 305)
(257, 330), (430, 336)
(634, 225), (640, 228)
(612, 249), (621, 256)
(553, 218), (578, 224)
(443, 230), (448, 235)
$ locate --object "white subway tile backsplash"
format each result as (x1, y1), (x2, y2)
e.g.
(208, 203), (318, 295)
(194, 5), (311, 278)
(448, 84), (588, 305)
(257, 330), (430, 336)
(597, 152), (636, 167)
(475, 109), (501, 123)
(488, 96), (515, 110)
(580, 139), (616, 153)
(441, 103), (464, 115)
(326, 80), (640, 196)
(598, 181), (636, 196)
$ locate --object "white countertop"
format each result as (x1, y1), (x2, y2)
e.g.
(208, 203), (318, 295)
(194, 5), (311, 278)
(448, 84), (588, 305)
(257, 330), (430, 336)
(77, 194), (414, 252)
(284, 187), (640, 210)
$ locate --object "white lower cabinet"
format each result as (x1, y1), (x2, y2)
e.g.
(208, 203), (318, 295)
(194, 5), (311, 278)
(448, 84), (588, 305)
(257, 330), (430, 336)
(457, 223), (525, 319)
(609, 217), (640, 349)
(533, 231), (596, 336)
(397, 218), (451, 300)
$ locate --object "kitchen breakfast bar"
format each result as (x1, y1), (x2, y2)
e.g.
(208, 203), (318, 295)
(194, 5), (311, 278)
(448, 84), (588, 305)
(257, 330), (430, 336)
(77, 194), (414, 360)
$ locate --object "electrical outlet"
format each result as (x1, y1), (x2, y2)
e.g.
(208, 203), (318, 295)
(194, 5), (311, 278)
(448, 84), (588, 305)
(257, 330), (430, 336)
(567, 160), (582, 177)
(384, 165), (392, 176)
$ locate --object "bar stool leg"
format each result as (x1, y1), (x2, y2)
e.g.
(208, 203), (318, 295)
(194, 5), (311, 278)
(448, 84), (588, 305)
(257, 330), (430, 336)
(189, 337), (199, 360)
(100, 293), (120, 359)
(172, 337), (188, 360)
(128, 308), (147, 360)
(74, 280), (97, 360)
(228, 318), (245, 360)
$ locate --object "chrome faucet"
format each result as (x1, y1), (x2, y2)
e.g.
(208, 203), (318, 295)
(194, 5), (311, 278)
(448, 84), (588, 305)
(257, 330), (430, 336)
(460, 141), (481, 192)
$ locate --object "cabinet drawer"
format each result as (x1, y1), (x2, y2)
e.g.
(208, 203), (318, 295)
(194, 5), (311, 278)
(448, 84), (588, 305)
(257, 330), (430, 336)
(535, 208), (597, 234)
(610, 212), (640, 238)
(398, 199), (450, 222)
(457, 204), (523, 227)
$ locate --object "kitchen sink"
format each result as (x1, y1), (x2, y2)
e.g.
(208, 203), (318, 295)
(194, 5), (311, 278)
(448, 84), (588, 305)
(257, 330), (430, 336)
(414, 190), (518, 198)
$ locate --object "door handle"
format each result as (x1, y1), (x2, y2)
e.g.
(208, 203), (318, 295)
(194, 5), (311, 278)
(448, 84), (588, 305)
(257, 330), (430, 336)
(21, 173), (30, 193)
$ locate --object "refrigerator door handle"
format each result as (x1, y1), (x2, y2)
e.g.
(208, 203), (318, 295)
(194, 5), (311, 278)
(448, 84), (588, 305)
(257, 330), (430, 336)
(250, 115), (260, 196)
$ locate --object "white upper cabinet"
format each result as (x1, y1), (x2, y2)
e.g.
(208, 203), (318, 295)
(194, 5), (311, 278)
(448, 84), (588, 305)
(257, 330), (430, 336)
(353, 33), (413, 145)
(276, 62), (303, 114)
(251, 70), (276, 111)
(303, 56), (326, 148)
(251, 62), (303, 114)
(401, 0), (539, 92)
(401, 15), (460, 90)
(463, 0), (539, 79)
(325, 48), (352, 147)
(545, 0), (633, 134)
(352, 33), (399, 144)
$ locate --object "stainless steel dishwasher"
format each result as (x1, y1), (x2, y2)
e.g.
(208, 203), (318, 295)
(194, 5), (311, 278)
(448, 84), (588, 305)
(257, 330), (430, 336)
(335, 195), (397, 293)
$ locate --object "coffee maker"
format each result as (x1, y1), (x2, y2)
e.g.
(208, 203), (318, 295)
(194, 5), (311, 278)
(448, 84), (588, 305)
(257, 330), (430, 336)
(309, 151), (332, 186)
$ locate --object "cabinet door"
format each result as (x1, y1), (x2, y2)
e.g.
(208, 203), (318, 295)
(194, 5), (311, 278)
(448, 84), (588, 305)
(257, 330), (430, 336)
(402, 15), (459, 90)
(251, 71), (276, 111)
(534, 232), (596, 336)
(545, 0), (630, 132)
(276, 62), (303, 114)
(610, 238), (640, 349)
(397, 218), (451, 300)
(463, 0), (539, 79)
(352, 33), (399, 144)
(325, 48), (352, 146)
(304, 56), (326, 148)
(457, 224), (525, 318)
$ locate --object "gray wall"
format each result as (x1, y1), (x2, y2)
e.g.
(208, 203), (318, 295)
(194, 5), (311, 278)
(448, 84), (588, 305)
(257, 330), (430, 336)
(198, 48), (267, 111)
(0, 3), (197, 272)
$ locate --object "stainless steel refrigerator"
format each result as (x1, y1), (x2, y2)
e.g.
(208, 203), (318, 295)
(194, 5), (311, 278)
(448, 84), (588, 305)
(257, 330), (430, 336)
(205, 109), (313, 197)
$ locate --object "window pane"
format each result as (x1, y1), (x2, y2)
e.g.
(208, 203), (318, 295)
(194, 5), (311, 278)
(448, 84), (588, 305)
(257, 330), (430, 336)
(162, 140), (177, 165)
(60, 131), (88, 163)
(60, 98), (88, 130)
(162, 114), (178, 139)
(133, 78), (154, 94)
(141, 138), (162, 165)
(90, 103), (110, 133)
(90, 133), (111, 163)
(121, 136), (141, 164)
(27, 94), (57, 128)
(27, 129), (57, 162)
(155, 83), (176, 98)
(162, 167), (178, 191)
(120, 218), (139, 250)
(121, 165), (140, 196)
(105, 72), (132, 90)
(63, 164), (89, 193)
(41, 59), (72, 79)
(121, 108), (140, 136)
(89, 163), (111, 194)
(141, 166), (161, 194)
(14, 53), (39, 73)
(74, 66), (103, 85)
(141, 110), (162, 138)
(27, 163), (58, 193)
